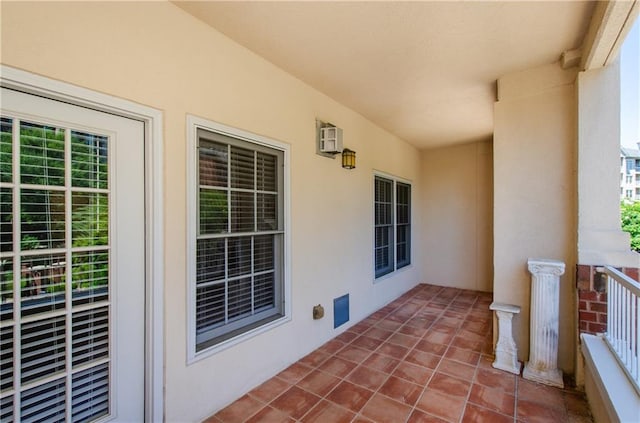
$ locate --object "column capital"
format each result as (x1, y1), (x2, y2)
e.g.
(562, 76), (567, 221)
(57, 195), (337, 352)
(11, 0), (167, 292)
(527, 258), (566, 276)
(490, 302), (521, 314)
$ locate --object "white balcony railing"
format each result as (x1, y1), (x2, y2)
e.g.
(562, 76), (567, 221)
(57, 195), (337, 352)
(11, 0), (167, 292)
(603, 265), (640, 395)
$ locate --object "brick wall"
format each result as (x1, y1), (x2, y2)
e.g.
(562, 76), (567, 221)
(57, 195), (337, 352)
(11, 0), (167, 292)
(576, 264), (639, 335)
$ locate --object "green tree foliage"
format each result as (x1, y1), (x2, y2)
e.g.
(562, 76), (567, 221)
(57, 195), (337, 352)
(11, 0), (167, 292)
(621, 201), (640, 252)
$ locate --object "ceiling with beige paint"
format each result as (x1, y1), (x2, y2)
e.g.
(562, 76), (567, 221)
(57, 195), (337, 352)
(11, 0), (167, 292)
(174, 1), (595, 150)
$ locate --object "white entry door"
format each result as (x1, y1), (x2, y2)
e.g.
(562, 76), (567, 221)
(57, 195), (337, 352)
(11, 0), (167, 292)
(0, 88), (145, 422)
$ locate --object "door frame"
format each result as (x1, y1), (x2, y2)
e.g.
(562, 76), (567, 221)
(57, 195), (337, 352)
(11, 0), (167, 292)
(0, 65), (164, 422)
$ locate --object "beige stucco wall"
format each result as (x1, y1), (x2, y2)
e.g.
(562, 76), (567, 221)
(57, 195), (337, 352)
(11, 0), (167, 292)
(420, 141), (493, 292)
(584, 367), (613, 423)
(577, 60), (640, 268)
(1, 2), (423, 421)
(493, 63), (578, 373)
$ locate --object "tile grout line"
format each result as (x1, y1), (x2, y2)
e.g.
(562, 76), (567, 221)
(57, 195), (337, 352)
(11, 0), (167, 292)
(456, 294), (483, 423)
(326, 284), (441, 422)
(404, 286), (472, 423)
(210, 285), (592, 423)
(459, 293), (519, 423)
(212, 285), (494, 422)
(295, 285), (429, 422)
(513, 374), (519, 423)
(347, 285), (442, 422)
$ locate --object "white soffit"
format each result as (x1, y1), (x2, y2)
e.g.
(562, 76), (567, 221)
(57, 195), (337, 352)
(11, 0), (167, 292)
(175, 1), (595, 150)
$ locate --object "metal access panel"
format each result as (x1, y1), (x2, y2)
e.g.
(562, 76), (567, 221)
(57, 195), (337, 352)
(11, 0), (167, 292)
(333, 294), (350, 329)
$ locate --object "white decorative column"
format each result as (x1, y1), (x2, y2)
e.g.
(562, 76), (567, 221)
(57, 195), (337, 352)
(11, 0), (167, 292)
(490, 302), (521, 374)
(523, 258), (565, 388)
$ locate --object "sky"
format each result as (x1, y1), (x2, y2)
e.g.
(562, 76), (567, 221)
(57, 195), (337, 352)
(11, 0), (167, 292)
(621, 18), (640, 150)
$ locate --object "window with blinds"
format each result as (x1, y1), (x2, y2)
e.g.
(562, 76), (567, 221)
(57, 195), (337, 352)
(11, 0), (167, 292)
(0, 117), (111, 422)
(396, 182), (411, 269)
(195, 128), (285, 351)
(374, 175), (411, 278)
(374, 177), (394, 278)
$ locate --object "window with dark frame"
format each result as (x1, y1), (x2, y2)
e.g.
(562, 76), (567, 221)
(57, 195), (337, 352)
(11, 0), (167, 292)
(396, 182), (411, 269)
(374, 175), (411, 278)
(195, 128), (285, 351)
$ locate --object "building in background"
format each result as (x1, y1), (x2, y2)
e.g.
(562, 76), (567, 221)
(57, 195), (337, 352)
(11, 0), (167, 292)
(621, 143), (640, 202)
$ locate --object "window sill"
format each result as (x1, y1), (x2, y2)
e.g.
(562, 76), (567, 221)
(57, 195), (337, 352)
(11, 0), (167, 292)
(373, 263), (413, 284)
(188, 314), (291, 365)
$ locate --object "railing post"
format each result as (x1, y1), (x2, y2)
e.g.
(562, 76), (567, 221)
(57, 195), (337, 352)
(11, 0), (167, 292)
(524, 258), (565, 388)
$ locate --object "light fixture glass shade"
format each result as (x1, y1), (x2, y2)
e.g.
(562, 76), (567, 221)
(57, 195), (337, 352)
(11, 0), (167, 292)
(342, 148), (356, 169)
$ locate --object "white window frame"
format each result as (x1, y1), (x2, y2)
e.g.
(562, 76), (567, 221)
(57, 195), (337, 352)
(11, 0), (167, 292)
(186, 115), (291, 363)
(0, 65), (164, 422)
(373, 171), (412, 281)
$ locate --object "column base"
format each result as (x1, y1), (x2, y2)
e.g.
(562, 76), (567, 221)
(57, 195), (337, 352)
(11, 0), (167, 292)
(492, 352), (521, 375)
(523, 362), (564, 388)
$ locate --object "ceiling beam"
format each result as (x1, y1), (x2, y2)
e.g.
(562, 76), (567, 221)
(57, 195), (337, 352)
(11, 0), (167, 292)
(581, 0), (639, 70)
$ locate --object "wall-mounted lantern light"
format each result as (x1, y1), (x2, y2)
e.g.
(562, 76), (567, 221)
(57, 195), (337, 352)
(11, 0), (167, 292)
(342, 148), (356, 169)
(316, 119), (355, 170)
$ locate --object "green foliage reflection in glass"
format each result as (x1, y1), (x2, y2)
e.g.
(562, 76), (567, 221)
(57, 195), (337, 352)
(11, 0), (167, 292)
(14, 123), (109, 250)
(72, 193), (108, 247)
(0, 117), (12, 183)
(0, 119), (110, 301)
(20, 121), (65, 186)
(200, 189), (228, 234)
(72, 250), (109, 304)
(72, 131), (108, 189)
(20, 189), (66, 250)
(0, 187), (12, 253)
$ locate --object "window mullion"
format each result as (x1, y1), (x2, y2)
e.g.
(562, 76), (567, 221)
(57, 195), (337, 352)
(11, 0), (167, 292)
(198, 230), (283, 240)
(253, 150), (257, 233)
(224, 144), (233, 325)
(196, 151), (200, 239)
(224, 144), (231, 325)
(252, 151), (257, 314)
(251, 236), (255, 315)
(12, 117), (21, 419)
(392, 181), (397, 271)
(64, 127), (73, 419)
(226, 144), (231, 235)
(224, 238), (229, 325)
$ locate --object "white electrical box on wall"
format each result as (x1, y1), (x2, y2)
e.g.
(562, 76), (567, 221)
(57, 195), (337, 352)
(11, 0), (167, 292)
(320, 126), (343, 153)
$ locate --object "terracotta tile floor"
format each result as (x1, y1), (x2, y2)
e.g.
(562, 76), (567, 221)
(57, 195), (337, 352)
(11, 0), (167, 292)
(205, 284), (593, 423)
